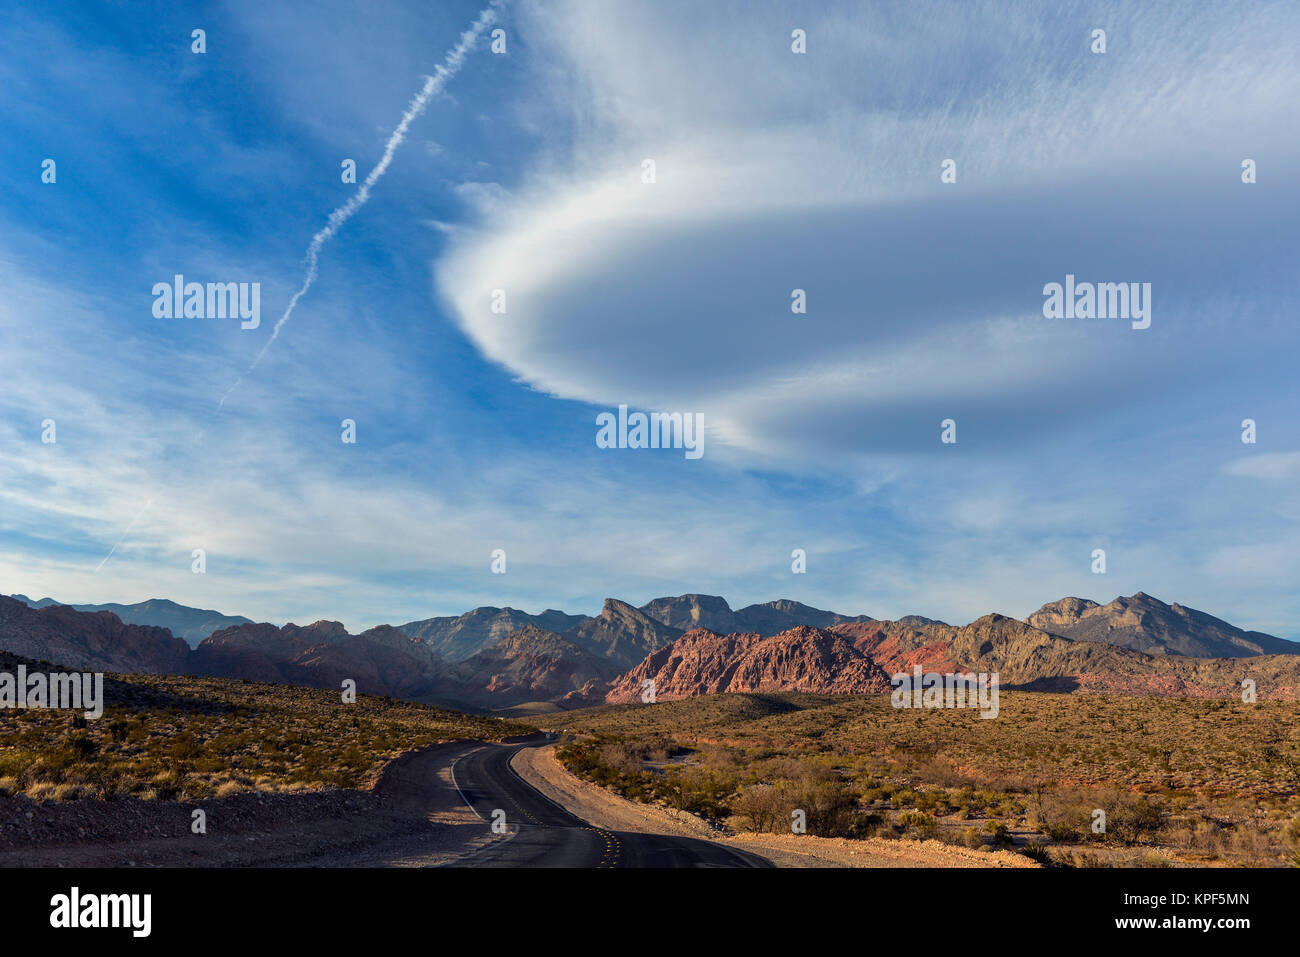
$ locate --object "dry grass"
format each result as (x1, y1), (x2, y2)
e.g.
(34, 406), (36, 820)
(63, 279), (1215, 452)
(547, 691), (1300, 866)
(0, 668), (532, 802)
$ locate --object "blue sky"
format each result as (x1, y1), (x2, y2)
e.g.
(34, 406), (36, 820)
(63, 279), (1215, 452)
(2, 0), (1298, 637)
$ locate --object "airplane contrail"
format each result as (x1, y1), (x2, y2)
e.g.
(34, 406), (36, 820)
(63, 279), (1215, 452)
(218, 0), (505, 409)
(93, 497), (155, 573)
(94, 3), (505, 572)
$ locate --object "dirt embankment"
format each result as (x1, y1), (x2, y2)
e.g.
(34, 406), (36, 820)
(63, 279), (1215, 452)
(510, 744), (1038, 868)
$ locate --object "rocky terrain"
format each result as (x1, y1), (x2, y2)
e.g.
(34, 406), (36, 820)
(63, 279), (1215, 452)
(606, 626), (893, 702)
(398, 605), (589, 662)
(832, 614), (1300, 699)
(440, 625), (620, 706)
(9, 595), (250, 648)
(0, 596), (191, 674)
(2, 590), (1297, 710)
(194, 619), (448, 698)
(562, 599), (683, 670)
(396, 594), (873, 666)
(1026, 592), (1300, 657)
(638, 594), (874, 635)
(604, 614), (1300, 705)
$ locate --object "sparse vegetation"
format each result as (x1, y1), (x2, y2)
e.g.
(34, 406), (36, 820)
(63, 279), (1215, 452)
(0, 668), (532, 801)
(548, 691), (1300, 866)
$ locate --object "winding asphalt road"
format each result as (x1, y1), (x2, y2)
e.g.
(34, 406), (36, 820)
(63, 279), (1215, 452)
(447, 734), (771, 868)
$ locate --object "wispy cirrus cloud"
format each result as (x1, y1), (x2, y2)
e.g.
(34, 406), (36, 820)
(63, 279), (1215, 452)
(1225, 452), (1300, 480)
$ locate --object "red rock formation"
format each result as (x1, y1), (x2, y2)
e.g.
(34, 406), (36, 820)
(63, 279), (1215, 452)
(441, 624), (619, 706)
(605, 625), (892, 703)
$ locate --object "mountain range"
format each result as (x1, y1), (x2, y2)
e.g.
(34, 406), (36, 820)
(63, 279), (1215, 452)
(0, 596), (192, 673)
(8, 595), (251, 648)
(1025, 592), (1298, 657)
(2, 590), (1296, 709)
(397, 606), (589, 661)
(392, 594), (874, 663)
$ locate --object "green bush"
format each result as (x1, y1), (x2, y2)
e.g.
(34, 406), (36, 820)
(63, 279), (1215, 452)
(984, 821), (1012, 845)
(898, 811), (940, 840)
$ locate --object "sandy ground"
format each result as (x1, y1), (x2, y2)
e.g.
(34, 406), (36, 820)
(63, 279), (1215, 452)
(510, 744), (1038, 868)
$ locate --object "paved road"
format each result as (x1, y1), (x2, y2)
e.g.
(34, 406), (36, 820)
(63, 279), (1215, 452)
(447, 734), (770, 868)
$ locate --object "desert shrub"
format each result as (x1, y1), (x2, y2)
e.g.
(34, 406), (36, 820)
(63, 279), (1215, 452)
(662, 766), (736, 818)
(858, 786), (887, 805)
(732, 776), (860, 836)
(214, 779), (246, 799)
(914, 790), (941, 813)
(167, 732), (203, 762)
(788, 779), (858, 836)
(0, 750), (36, 780)
(597, 740), (647, 778)
(1021, 841), (1052, 865)
(150, 769), (185, 800)
(984, 821), (1012, 845)
(890, 787), (918, 808)
(1037, 789), (1102, 843)
(1275, 816), (1300, 867)
(732, 783), (785, 833)
(1045, 822), (1082, 842)
(897, 810), (940, 840)
(1108, 795), (1166, 845)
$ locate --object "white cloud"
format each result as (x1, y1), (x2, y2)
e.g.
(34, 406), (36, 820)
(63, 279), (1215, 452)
(436, 0), (1300, 462)
(5, 1), (1299, 639)
(1225, 452), (1300, 480)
